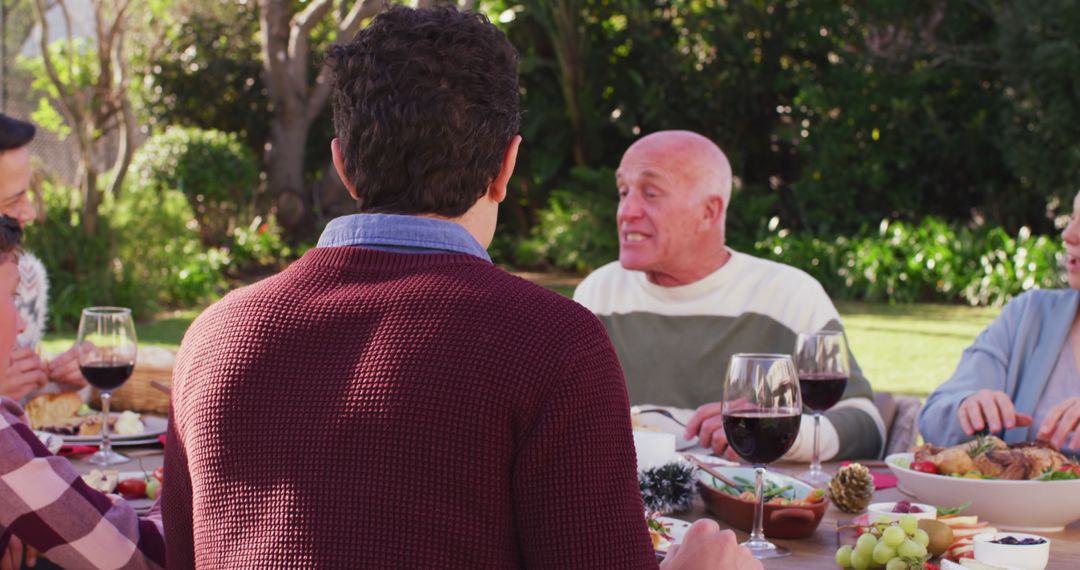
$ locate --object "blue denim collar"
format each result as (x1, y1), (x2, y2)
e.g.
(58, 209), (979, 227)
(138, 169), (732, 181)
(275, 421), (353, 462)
(316, 213), (491, 262)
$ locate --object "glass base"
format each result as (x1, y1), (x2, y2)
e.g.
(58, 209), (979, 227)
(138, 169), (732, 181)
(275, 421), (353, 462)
(85, 448), (130, 466)
(798, 465), (833, 486)
(741, 538), (791, 559)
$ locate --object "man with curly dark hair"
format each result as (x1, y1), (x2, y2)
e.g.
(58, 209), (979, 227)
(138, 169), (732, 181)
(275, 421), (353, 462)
(160, 5), (755, 569)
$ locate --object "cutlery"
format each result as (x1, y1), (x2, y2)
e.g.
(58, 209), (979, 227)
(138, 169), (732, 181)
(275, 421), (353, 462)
(631, 406), (688, 428)
(683, 453), (741, 489)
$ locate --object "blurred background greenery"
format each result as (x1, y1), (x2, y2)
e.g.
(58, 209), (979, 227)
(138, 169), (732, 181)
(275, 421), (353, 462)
(3, 1), (1078, 362)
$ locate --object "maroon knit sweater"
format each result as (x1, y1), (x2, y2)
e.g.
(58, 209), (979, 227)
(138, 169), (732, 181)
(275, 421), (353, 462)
(161, 247), (656, 568)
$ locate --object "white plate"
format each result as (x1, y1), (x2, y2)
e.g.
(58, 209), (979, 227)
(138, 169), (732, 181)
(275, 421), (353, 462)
(34, 430), (63, 454)
(886, 452), (1080, 531)
(654, 516), (691, 554)
(115, 471), (157, 514)
(109, 435), (165, 447)
(53, 415), (167, 444)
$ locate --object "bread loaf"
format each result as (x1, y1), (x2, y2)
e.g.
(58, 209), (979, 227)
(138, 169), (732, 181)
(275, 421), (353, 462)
(25, 392), (82, 430)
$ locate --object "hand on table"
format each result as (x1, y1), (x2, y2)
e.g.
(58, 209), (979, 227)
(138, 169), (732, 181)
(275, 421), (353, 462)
(1, 536), (37, 570)
(1036, 396), (1080, 450)
(0, 347), (47, 401)
(957, 389), (1032, 436)
(660, 519), (761, 570)
(46, 346), (87, 390)
(684, 403), (740, 461)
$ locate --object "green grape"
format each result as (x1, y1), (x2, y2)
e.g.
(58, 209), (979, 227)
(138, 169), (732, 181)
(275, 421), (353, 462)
(881, 525), (906, 547)
(851, 548), (872, 570)
(898, 515), (918, 534)
(835, 545), (854, 568)
(856, 532), (878, 553)
(875, 515), (893, 526)
(912, 528), (930, 548)
(886, 559), (909, 570)
(897, 538), (927, 559)
(872, 541), (896, 565)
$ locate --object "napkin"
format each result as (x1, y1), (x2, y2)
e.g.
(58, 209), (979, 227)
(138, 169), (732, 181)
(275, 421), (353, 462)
(59, 444), (99, 456)
(841, 460), (898, 490)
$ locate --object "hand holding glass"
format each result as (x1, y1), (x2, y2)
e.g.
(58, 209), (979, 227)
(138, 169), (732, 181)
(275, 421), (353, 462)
(722, 353), (802, 559)
(77, 307), (137, 466)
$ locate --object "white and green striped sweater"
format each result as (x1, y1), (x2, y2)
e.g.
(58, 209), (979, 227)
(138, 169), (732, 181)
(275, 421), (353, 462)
(574, 250), (885, 461)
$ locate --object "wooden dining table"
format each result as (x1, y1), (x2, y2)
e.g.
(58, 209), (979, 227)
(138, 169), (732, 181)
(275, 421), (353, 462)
(67, 449), (1080, 568)
(663, 461), (1080, 569)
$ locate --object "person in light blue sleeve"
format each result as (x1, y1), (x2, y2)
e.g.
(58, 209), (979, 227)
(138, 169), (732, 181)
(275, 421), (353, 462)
(920, 190), (1080, 454)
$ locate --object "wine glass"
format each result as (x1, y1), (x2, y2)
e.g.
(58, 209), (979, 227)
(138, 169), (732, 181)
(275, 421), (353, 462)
(794, 330), (850, 485)
(722, 353), (802, 559)
(77, 307), (137, 466)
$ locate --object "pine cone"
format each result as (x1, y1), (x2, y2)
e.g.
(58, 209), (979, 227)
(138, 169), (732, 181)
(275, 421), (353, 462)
(828, 463), (875, 513)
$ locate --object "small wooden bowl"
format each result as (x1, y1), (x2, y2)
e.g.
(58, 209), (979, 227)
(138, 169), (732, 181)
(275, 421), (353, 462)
(697, 470), (829, 539)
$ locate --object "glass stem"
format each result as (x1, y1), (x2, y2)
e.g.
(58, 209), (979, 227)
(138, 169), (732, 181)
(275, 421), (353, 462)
(750, 465), (767, 543)
(100, 391), (112, 455)
(811, 411), (822, 474)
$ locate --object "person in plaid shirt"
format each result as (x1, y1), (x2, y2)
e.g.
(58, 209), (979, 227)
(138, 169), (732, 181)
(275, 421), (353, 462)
(0, 212), (164, 569)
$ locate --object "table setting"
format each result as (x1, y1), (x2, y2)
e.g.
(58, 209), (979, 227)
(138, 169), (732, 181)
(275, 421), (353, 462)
(631, 348), (1080, 569)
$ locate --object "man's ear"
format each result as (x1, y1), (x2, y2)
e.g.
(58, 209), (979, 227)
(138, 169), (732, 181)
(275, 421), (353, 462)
(331, 138), (359, 201)
(487, 135), (522, 203)
(703, 194), (725, 227)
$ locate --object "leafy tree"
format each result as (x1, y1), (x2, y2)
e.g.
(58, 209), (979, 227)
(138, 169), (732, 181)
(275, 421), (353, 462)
(24, 0), (143, 236)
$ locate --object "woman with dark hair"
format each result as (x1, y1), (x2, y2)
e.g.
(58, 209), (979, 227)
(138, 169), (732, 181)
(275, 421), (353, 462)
(0, 113), (86, 401)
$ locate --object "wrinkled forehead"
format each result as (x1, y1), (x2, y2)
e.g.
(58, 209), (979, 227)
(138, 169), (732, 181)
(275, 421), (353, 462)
(617, 144), (696, 187)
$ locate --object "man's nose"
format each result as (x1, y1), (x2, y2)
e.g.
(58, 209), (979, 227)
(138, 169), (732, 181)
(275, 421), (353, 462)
(617, 192), (642, 221)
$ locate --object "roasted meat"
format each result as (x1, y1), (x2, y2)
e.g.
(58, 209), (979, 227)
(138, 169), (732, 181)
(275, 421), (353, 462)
(913, 436), (1069, 480)
(913, 436), (1007, 476)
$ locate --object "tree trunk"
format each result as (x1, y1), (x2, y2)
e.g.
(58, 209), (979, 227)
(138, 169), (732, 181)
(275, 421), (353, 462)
(80, 147), (99, 236)
(265, 115), (311, 228)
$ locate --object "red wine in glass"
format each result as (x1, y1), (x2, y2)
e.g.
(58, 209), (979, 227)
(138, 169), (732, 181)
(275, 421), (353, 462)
(798, 372), (848, 411)
(722, 410), (802, 464)
(77, 307), (137, 467)
(722, 353), (802, 559)
(794, 331), (851, 485)
(81, 362), (135, 391)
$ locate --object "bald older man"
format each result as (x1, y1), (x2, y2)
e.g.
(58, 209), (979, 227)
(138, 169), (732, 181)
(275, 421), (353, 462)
(574, 131), (884, 463)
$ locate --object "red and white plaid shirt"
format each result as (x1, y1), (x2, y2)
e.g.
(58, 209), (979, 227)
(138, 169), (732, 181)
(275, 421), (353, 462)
(0, 398), (165, 569)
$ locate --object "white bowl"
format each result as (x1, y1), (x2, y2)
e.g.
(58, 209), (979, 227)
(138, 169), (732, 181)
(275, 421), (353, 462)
(886, 452), (1080, 531)
(972, 532), (1050, 570)
(867, 501), (937, 523)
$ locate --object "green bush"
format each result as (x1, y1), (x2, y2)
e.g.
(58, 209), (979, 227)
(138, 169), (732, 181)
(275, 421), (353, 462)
(109, 183), (230, 308)
(515, 167), (619, 273)
(23, 182), (156, 330)
(129, 126), (258, 246)
(229, 215), (294, 271)
(752, 218), (1065, 306)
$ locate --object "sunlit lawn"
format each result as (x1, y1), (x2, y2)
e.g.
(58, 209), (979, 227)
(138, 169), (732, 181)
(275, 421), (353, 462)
(837, 301), (1000, 397)
(39, 285), (1002, 399)
(40, 309), (202, 355)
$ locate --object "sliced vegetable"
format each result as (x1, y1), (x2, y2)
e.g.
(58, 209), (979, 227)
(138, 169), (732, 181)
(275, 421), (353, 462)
(910, 461), (939, 474)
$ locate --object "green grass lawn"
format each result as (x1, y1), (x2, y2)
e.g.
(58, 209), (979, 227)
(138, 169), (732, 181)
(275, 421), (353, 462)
(39, 291), (1001, 399)
(40, 309), (203, 356)
(837, 301), (1000, 397)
